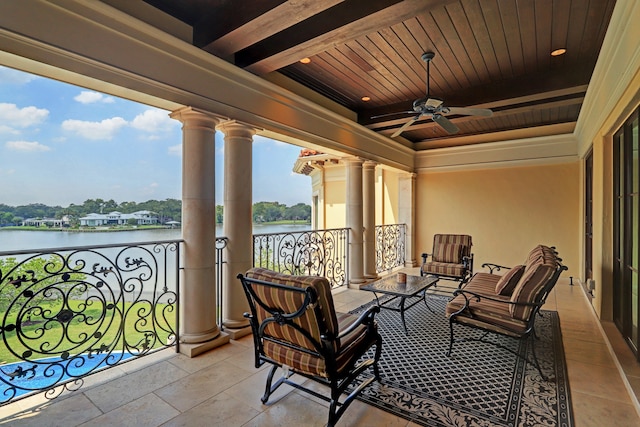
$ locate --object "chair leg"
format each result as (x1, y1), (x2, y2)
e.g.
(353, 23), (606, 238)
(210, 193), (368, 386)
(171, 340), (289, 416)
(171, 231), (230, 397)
(446, 320), (455, 356)
(261, 365), (286, 404)
(528, 336), (550, 381)
(327, 382), (341, 427)
(373, 334), (382, 380)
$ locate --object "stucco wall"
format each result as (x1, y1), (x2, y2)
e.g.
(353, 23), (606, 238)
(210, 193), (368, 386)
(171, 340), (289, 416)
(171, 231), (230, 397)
(415, 162), (580, 277)
(383, 169), (399, 225)
(324, 179), (346, 229)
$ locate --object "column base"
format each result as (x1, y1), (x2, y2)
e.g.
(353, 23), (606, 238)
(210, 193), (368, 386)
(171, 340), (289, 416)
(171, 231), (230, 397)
(225, 326), (253, 340)
(348, 281), (370, 290)
(179, 332), (230, 358)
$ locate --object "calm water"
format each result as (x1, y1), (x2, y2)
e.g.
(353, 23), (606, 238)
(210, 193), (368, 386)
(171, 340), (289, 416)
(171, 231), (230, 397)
(0, 223), (311, 252)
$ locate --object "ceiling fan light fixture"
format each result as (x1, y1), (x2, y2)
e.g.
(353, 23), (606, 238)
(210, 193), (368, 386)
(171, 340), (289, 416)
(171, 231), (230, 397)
(300, 57), (311, 64)
(551, 48), (566, 57)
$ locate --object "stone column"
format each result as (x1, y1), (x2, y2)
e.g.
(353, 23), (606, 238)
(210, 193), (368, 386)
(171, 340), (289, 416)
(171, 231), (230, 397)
(169, 107), (229, 357)
(217, 120), (257, 340)
(363, 161), (378, 279)
(399, 172), (418, 267)
(345, 157), (365, 286)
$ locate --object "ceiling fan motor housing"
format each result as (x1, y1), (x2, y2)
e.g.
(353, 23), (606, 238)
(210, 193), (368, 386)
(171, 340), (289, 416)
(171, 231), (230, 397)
(422, 51), (435, 62)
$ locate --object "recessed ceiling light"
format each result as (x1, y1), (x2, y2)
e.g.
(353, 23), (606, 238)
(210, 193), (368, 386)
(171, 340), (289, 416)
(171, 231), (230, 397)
(300, 57), (311, 64)
(551, 48), (566, 57)
(361, 96), (371, 102)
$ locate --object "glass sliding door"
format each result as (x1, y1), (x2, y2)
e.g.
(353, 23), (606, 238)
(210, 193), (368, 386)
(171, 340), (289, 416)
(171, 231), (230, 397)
(585, 150), (593, 286)
(613, 107), (640, 358)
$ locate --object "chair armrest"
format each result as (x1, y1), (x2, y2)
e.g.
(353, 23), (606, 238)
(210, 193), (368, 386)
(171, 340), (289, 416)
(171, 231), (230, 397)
(462, 254), (473, 269)
(336, 305), (380, 339)
(481, 262), (510, 274)
(451, 289), (539, 308)
(421, 253), (432, 263)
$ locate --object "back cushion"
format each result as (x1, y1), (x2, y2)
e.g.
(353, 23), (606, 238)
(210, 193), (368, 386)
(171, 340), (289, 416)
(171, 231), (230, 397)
(245, 268), (339, 351)
(495, 264), (525, 296)
(434, 242), (463, 263)
(434, 234), (472, 257)
(509, 263), (555, 320)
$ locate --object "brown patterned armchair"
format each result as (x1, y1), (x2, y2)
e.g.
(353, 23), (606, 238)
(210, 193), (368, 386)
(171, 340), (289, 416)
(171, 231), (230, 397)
(237, 268), (382, 427)
(420, 234), (474, 283)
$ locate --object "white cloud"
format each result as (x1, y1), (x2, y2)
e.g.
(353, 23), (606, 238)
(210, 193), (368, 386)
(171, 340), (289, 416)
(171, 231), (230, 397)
(74, 91), (115, 104)
(168, 144), (182, 157)
(0, 66), (38, 85)
(61, 117), (127, 140)
(5, 140), (51, 152)
(130, 109), (175, 133)
(0, 103), (49, 127)
(0, 124), (20, 134)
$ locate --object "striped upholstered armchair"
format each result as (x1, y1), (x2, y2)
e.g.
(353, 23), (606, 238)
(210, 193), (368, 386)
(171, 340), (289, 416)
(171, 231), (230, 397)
(237, 268), (382, 427)
(420, 234), (474, 284)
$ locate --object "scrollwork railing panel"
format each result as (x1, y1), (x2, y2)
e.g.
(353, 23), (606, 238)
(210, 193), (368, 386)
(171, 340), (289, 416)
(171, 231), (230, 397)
(253, 228), (349, 288)
(375, 224), (406, 273)
(0, 240), (181, 405)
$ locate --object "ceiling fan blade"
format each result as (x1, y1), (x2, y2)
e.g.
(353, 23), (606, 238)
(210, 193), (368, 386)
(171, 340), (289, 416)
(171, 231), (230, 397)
(391, 115), (420, 137)
(371, 111), (414, 119)
(432, 114), (459, 134)
(447, 106), (493, 117)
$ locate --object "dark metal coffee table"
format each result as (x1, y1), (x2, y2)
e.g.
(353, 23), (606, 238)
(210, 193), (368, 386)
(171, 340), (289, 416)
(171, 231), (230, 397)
(362, 273), (439, 335)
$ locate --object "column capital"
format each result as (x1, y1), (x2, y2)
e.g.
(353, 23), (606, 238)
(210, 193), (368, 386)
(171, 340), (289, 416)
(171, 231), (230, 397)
(216, 120), (260, 138)
(363, 160), (378, 170)
(344, 156), (364, 166)
(169, 106), (225, 129)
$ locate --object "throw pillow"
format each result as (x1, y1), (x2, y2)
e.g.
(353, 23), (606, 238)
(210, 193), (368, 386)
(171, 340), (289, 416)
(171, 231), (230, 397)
(434, 242), (463, 264)
(495, 264), (525, 296)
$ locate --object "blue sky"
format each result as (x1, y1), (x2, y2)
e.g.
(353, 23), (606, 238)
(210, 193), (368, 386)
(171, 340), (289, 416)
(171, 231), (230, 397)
(0, 66), (311, 207)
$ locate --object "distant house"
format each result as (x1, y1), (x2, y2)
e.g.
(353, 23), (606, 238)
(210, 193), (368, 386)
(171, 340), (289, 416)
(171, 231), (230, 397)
(22, 216), (71, 227)
(79, 211), (158, 227)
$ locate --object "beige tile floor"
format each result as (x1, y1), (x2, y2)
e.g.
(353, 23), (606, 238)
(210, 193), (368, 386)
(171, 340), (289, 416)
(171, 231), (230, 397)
(1, 273), (640, 427)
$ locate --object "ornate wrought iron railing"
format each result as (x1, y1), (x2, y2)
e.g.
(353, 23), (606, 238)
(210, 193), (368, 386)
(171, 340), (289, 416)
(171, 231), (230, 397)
(0, 240), (181, 406)
(253, 228), (349, 288)
(215, 236), (228, 329)
(375, 224), (406, 273)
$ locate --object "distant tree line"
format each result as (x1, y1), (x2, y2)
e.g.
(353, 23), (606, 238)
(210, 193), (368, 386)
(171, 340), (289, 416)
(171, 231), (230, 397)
(214, 201), (311, 224)
(0, 199), (310, 227)
(0, 199), (183, 227)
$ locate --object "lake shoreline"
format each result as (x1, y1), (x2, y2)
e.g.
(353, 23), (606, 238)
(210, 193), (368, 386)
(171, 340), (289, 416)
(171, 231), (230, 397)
(0, 220), (311, 233)
(0, 223), (312, 252)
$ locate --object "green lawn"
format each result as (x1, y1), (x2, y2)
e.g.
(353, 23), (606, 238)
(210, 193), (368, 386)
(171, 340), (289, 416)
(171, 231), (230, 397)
(0, 299), (176, 365)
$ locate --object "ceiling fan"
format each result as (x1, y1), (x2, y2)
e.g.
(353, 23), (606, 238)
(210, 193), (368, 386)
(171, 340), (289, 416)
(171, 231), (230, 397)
(375, 52), (493, 138)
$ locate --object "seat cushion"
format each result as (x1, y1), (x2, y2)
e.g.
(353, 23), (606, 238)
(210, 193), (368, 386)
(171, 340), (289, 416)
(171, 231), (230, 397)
(262, 311), (376, 378)
(495, 264), (525, 296)
(421, 261), (466, 278)
(446, 292), (527, 337)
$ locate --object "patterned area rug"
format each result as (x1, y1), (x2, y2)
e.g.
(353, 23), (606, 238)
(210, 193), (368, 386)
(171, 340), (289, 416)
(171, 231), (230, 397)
(349, 296), (573, 427)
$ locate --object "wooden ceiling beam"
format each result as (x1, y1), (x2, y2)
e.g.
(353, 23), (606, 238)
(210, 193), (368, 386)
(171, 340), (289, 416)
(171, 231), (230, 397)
(238, 0), (460, 74)
(193, 0), (288, 48)
(195, 0), (342, 57)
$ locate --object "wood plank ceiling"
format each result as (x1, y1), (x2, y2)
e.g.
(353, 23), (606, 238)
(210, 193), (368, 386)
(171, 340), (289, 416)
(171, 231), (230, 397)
(144, 0), (616, 148)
